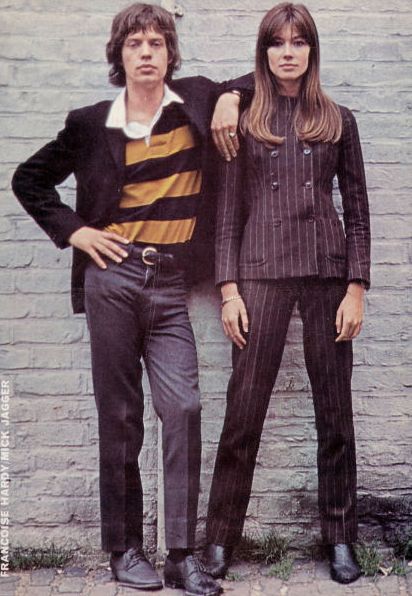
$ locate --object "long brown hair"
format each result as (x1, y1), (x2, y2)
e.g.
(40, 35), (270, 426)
(241, 2), (342, 145)
(106, 3), (181, 86)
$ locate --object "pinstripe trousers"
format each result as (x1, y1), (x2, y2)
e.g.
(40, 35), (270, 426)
(206, 277), (357, 546)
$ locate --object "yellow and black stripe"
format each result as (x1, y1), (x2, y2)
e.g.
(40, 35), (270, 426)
(105, 105), (202, 245)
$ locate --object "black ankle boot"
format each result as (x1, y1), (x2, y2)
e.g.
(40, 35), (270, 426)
(203, 543), (233, 579)
(328, 543), (362, 584)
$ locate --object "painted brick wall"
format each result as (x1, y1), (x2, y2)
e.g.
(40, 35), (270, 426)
(1, 0), (411, 553)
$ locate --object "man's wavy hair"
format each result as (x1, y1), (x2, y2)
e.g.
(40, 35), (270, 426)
(106, 3), (181, 87)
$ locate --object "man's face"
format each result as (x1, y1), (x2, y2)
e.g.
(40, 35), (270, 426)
(121, 28), (169, 88)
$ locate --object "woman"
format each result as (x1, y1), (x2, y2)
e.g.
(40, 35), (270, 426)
(204, 2), (370, 585)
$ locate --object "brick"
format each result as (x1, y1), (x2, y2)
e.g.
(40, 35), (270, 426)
(0, 294), (30, 318)
(13, 319), (85, 343)
(31, 295), (72, 318)
(356, 394), (411, 417)
(0, 324), (11, 344)
(35, 399), (95, 421)
(33, 447), (98, 473)
(0, 12), (112, 37)
(0, 347), (30, 369)
(23, 472), (92, 499)
(368, 265), (411, 289)
(15, 269), (70, 293)
(11, 450), (36, 473)
(14, 371), (83, 396)
(71, 346), (92, 369)
(0, 193), (28, 218)
(13, 218), (50, 241)
(371, 242), (409, 265)
(0, 243), (32, 267)
(11, 498), (75, 524)
(31, 346), (72, 369)
(11, 63), (108, 91)
(365, 292), (407, 316)
(352, 366), (412, 392)
(31, 245), (71, 269)
(359, 344), (411, 367)
(0, 269), (14, 292)
(16, 421), (88, 447)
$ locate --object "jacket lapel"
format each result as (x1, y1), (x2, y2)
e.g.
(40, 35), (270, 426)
(104, 127), (126, 175)
(169, 83), (208, 140)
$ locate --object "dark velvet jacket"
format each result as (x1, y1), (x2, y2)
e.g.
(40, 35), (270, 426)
(12, 76), (226, 313)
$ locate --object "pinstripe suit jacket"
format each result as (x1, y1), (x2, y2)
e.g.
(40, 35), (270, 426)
(215, 95), (371, 287)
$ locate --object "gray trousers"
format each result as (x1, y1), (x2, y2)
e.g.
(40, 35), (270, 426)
(84, 245), (201, 552)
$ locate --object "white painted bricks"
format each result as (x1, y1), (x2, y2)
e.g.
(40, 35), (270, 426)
(1, 0), (411, 552)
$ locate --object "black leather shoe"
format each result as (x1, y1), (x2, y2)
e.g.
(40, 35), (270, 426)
(110, 546), (163, 590)
(164, 553), (221, 596)
(203, 543), (233, 579)
(328, 543), (362, 584)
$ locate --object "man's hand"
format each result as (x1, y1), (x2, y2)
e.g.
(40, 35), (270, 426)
(335, 282), (365, 342)
(68, 226), (129, 270)
(211, 92), (241, 161)
(221, 282), (248, 349)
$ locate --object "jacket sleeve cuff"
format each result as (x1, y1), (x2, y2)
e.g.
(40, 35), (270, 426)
(51, 214), (87, 249)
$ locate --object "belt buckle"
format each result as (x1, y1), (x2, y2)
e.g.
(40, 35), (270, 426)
(142, 246), (158, 266)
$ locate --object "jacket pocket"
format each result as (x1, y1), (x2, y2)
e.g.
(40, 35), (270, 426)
(322, 218), (347, 262)
(238, 218), (282, 267)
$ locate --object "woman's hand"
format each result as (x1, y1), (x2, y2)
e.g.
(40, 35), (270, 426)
(221, 282), (249, 349)
(211, 92), (241, 161)
(335, 282), (365, 342)
(68, 226), (129, 270)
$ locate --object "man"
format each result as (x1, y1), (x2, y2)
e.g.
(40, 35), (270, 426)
(12, 4), (240, 594)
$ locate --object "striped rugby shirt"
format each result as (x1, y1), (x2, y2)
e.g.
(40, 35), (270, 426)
(105, 86), (202, 249)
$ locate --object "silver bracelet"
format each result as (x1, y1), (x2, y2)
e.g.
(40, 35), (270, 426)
(221, 295), (242, 307)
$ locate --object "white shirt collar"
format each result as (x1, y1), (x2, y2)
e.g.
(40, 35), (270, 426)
(106, 84), (184, 143)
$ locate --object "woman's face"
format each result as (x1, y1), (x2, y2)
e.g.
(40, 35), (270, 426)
(266, 23), (310, 94)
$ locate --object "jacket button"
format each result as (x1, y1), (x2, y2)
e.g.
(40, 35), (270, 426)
(271, 150), (279, 158)
(271, 181), (279, 190)
(307, 216), (315, 223)
(304, 181), (312, 189)
(303, 148), (312, 155)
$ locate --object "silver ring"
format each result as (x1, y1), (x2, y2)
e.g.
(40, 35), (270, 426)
(228, 131), (236, 138)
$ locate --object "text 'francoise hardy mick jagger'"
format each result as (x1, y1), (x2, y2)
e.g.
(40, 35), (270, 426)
(1, 379), (11, 577)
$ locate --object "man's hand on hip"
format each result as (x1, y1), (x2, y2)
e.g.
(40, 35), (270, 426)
(68, 226), (129, 270)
